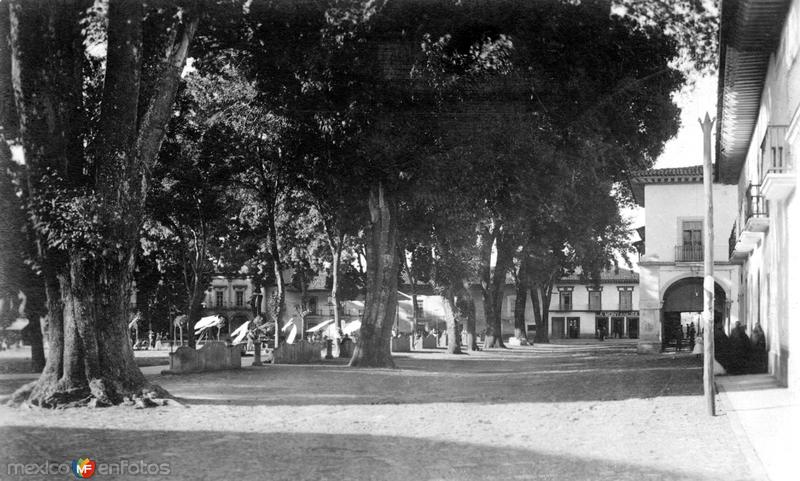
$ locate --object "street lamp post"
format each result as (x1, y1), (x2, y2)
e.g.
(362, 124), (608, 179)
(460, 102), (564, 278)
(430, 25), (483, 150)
(699, 112), (716, 416)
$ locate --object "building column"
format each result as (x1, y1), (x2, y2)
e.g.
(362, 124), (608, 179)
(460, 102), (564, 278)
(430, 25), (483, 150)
(637, 305), (661, 353)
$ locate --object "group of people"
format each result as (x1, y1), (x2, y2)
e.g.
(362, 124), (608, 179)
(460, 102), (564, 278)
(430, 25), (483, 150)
(715, 321), (767, 374)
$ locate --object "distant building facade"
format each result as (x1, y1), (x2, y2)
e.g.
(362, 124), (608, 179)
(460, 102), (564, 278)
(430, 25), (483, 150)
(548, 268), (640, 339)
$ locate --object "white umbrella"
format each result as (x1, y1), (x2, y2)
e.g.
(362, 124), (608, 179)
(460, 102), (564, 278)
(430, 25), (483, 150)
(230, 320), (251, 344)
(343, 320), (361, 335)
(194, 315), (223, 334)
(306, 319), (335, 333)
(285, 324), (298, 344)
(282, 318), (296, 332)
(5, 318), (29, 331)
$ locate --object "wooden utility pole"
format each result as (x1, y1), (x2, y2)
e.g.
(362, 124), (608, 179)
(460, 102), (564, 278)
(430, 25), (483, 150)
(699, 112), (716, 416)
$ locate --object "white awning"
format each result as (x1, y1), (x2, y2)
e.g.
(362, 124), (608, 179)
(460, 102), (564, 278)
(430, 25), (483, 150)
(306, 319), (335, 333)
(342, 320), (361, 335)
(5, 318), (29, 331)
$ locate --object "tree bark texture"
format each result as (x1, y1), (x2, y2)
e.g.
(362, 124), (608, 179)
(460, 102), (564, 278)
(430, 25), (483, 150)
(479, 225), (510, 348)
(531, 273), (555, 343)
(441, 287), (462, 354)
(513, 259), (529, 343)
(350, 183), (397, 367)
(9, 1), (197, 407)
(457, 281), (479, 351)
(330, 233), (343, 331)
(266, 199), (285, 349)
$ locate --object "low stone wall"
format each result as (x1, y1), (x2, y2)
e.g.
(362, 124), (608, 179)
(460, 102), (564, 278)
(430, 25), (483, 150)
(413, 335), (437, 350)
(391, 335), (411, 352)
(272, 341), (325, 364)
(163, 341), (242, 374)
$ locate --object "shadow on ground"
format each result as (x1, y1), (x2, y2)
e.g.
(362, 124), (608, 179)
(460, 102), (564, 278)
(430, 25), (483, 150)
(0, 426), (734, 481)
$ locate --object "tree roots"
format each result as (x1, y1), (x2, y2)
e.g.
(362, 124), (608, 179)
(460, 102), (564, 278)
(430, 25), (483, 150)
(7, 378), (180, 409)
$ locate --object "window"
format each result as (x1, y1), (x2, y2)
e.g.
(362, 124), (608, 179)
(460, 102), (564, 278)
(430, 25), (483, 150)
(507, 295), (516, 316)
(559, 291), (572, 311)
(306, 297), (318, 315)
(588, 290), (602, 311)
(682, 220), (702, 246)
(680, 220), (703, 261)
(235, 290), (244, 307)
(215, 291), (224, 308)
(619, 290), (632, 311)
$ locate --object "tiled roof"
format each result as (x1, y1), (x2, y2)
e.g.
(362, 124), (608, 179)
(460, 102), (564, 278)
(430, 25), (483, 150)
(557, 267), (639, 285)
(629, 165), (704, 181)
(628, 165), (705, 206)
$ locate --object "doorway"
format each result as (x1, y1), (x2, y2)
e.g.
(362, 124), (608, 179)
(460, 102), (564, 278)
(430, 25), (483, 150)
(661, 277), (726, 351)
(595, 317), (608, 338)
(627, 317), (639, 339)
(611, 317), (625, 338)
(551, 317), (565, 339)
(567, 317), (580, 338)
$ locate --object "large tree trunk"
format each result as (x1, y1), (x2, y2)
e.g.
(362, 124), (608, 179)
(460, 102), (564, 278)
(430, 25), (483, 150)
(266, 199), (285, 348)
(9, 1), (197, 408)
(513, 259), (529, 344)
(350, 183), (397, 367)
(330, 234), (343, 331)
(513, 288), (528, 343)
(531, 281), (553, 343)
(458, 281), (479, 351)
(186, 273), (204, 349)
(319, 210), (345, 332)
(479, 224), (510, 348)
(441, 287), (462, 354)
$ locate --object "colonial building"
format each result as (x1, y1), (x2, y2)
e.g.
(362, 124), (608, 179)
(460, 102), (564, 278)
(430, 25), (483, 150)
(548, 268), (640, 339)
(629, 167), (741, 353)
(717, 0), (799, 389)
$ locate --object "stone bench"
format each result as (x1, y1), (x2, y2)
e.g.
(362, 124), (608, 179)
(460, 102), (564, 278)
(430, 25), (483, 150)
(391, 335), (411, 352)
(163, 341), (242, 374)
(272, 341), (326, 364)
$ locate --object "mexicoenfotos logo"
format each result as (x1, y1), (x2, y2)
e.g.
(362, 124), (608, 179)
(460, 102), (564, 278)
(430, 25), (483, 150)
(5, 458), (170, 477)
(72, 458), (96, 478)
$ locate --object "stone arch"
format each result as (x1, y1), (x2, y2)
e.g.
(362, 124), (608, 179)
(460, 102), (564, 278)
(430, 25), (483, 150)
(660, 276), (727, 351)
(659, 273), (731, 304)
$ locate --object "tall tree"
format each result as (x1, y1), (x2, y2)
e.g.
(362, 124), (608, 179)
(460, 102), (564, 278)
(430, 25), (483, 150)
(7, 0), (198, 408)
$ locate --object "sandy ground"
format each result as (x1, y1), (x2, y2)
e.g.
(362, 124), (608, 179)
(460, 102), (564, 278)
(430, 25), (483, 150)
(0, 341), (757, 481)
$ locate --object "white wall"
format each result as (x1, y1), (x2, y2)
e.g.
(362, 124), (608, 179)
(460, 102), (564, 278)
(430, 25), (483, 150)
(734, 0), (800, 389)
(642, 182), (738, 263)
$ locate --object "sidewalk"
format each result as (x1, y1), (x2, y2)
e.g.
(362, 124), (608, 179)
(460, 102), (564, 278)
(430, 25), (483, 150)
(717, 374), (800, 481)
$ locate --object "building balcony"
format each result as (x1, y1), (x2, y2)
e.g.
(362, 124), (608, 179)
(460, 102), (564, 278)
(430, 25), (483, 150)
(729, 184), (768, 262)
(760, 125), (795, 201)
(742, 183), (769, 232)
(675, 245), (703, 262)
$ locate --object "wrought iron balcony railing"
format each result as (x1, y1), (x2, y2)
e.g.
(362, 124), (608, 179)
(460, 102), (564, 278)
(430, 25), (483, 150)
(745, 183), (768, 221)
(675, 244), (703, 262)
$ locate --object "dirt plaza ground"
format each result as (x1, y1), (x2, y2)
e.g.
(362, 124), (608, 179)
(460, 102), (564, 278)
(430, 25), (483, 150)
(0, 341), (760, 481)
